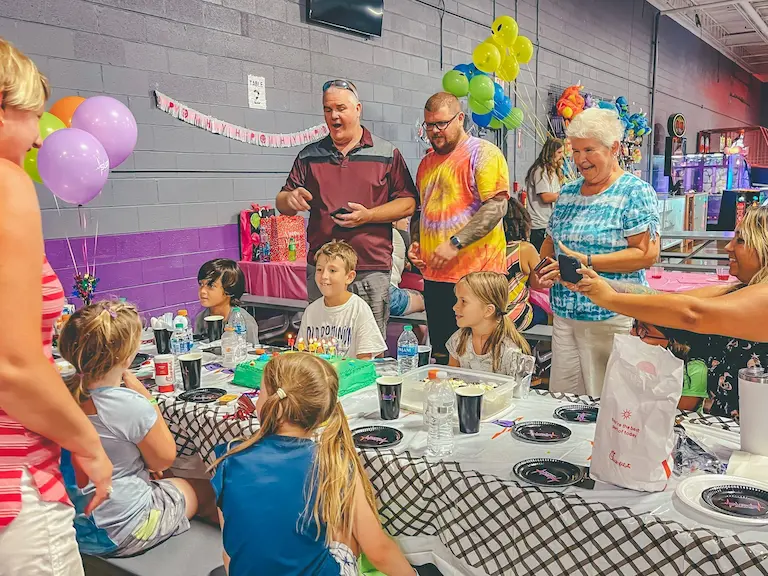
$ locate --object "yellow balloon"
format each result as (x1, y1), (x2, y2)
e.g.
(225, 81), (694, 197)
(497, 53), (520, 82)
(513, 36), (534, 65)
(491, 15), (519, 47)
(472, 42), (502, 74)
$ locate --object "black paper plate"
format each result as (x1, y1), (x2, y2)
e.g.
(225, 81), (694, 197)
(701, 485), (768, 518)
(130, 353), (150, 370)
(178, 387), (227, 403)
(352, 426), (403, 449)
(512, 420), (571, 443)
(513, 458), (585, 487)
(554, 405), (599, 423)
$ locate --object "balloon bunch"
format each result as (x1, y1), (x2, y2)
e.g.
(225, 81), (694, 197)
(25, 95), (138, 205)
(441, 15), (533, 131)
(555, 85), (586, 125)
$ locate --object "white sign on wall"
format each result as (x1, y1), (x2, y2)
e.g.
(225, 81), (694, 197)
(248, 75), (266, 110)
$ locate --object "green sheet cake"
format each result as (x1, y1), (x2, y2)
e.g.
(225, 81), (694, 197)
(232, 352), (378, 397)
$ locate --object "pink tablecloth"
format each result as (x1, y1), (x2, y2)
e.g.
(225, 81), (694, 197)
(240, 260), (307, 300)
(648, 271), (734, 293)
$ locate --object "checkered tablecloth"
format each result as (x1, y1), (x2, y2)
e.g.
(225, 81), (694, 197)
(158, 359), (767, 575)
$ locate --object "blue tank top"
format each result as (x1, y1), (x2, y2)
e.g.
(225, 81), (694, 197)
(211, 435), (342, 576)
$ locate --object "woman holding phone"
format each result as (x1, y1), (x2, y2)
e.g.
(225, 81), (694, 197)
(0, 40), (112, 575)
(537, 108), (660, 397)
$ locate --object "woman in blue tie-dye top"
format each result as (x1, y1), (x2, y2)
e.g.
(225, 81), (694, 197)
(537, 108), (660, 397)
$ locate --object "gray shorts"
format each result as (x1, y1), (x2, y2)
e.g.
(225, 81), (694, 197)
(110, 480), (190, 558)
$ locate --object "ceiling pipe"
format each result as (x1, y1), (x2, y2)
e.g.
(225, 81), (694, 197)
(737, 1), (768, 43)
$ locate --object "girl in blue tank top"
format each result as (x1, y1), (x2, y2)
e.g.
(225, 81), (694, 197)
(210, 352), (416, 576)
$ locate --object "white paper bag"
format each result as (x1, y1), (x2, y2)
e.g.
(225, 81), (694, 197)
(591, 334), (685, 492)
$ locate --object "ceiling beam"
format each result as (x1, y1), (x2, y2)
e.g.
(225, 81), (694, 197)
(736, 1), (768, 43)
(661, 0), (742, 15)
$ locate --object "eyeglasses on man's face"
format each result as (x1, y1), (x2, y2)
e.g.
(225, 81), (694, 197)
(422, 112), (460, 133)
(322, 79), (359, 100)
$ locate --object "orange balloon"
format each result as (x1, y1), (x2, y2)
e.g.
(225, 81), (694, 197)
(49, 96), (85, 127)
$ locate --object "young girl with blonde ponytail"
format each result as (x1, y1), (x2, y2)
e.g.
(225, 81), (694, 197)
(58, 300), (216, 557)
(448, 271), (531, 374)
(210, 352), (415, 576)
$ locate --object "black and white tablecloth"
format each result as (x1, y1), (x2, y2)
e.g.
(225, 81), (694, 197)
(157, 361), (766, 575)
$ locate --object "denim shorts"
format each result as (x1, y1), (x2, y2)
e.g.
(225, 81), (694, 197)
(389, 285), (410, 316)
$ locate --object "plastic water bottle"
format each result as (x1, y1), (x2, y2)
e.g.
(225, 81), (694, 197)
(176, 310), (193, 353)
(423, 369), (440, 426)
(397, 325), (419, 375)
(221, 327), (238, 369)
(426, 370), (455, 460)
(170, 323), (185, 356)
(228, 308), (248, 364)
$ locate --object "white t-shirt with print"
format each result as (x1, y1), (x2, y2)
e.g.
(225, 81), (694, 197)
(298, 293), (387, 358)
(445, 330), (522, 376)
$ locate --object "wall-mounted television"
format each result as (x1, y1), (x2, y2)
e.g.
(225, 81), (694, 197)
(307, 0), (384, 37)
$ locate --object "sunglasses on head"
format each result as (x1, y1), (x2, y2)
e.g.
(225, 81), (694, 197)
(322, 79), (359, 99)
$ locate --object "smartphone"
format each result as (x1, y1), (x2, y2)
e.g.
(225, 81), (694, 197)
(534, 257), (554, 275)
(558, 254), (583, 284)
(330, 207), (352, 218)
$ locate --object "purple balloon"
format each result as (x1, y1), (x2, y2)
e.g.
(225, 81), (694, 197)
(71, 96), (137, 168)
(38, 128), (110, 205)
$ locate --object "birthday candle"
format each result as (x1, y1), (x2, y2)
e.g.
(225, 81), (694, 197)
(309, 338), (318, 353)
(297, 337), (306, 352)
(317, 339), (325, 354)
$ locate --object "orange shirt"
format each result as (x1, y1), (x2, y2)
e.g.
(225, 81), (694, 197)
(416, 136), (509, 283)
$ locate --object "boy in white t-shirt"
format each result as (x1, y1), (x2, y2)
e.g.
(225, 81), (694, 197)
(298, 241), (387, 359)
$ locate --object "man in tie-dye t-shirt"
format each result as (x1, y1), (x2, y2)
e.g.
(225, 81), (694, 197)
(409, 92), (510, 361)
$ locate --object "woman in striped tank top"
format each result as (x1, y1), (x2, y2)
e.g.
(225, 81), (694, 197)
(0, 40), (113, 575)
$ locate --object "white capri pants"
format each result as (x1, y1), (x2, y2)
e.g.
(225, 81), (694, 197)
(0, 469), (84, 576)
(549, 314), (633, 397)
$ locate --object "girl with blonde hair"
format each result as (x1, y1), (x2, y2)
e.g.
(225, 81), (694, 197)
(571, 205), (768, 418)
(210, 353), (415, 576)
(448, 271), (531, 374)
(59, 300), (217, 557)
(0, 38), (111, 575)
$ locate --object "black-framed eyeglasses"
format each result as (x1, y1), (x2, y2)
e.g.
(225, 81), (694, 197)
(322, 79), (359, 99)
(422, 112), (460, 133)
(632, 320), (667, 343)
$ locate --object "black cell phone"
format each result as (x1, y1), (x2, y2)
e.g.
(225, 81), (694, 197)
(534, 257), (554, 275)
(330, 207), (352, 218)
(558, 254), (583, 284)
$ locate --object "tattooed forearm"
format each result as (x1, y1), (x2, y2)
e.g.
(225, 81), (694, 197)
(455, 196), (507, 247)
(410, 211), (420, 243)
(606, 279), (661, 295)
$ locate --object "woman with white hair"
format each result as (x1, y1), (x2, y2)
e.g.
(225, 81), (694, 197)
(538, 108), (660, 397)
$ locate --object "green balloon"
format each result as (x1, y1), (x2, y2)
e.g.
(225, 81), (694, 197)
(504, 107), (524, 129)
(39, 112), (66, 141)
(24, 148), (42, 183)
(442, 70), (469, 97)
(469, 96), (494, 115)
(468, 74), (495, 102)
(489, 117), (503, 130)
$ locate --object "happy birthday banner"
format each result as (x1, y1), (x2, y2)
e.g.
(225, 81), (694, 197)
(154, 91), (329, 148)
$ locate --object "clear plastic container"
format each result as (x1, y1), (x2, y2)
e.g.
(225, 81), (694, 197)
(400, 365), (519, 422)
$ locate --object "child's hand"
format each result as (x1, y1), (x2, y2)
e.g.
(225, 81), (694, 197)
(122, 371), (152, 399)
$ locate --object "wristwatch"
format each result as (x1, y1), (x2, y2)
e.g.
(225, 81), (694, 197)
(587, 254), (593, 268)
(450, 235), (463, 250)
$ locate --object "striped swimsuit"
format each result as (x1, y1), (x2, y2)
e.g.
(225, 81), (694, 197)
(0, 257), (69, 528)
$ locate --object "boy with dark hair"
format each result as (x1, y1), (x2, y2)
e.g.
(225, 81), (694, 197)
(194, 259), (259, 345)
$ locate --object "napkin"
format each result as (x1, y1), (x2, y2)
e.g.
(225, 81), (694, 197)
(726, 450), (768, 483)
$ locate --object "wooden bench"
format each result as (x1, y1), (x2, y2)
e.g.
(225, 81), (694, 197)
(241, 294), (552, 342)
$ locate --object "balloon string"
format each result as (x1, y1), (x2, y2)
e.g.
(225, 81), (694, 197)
(92, 219), (98, 280)
(53, 195), (79, 275)
(524, 65), (558, 137)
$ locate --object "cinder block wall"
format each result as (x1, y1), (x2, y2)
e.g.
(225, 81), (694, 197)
(0, 0), (763, 315)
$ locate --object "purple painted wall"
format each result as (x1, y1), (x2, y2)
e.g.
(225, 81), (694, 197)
(45, 224), (239, 320)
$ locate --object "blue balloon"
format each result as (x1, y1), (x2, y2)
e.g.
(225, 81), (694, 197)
(493, 97), (512, 120)
(454, 63), (473, 77)
(472, 111), (493, 128)
(493, 82), (505, 103)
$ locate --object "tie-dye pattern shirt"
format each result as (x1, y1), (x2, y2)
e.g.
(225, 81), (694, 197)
(416, 136), (510, 283)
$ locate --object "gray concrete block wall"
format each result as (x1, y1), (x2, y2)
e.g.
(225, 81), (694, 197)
(0, 0), (764, 240)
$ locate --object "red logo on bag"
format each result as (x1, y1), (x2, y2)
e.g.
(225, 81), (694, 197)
(622, 409), (632, 420)
(609, 450), (631, 469)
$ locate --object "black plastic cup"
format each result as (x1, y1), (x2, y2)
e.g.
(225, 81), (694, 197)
(205, 315), (225, 342)
(418, 345), (432, 367)
(376, 376), (402, 420)
(154, 329), (172, 355)
(456, 386), (484, 434)
(179, 353), (203, 391)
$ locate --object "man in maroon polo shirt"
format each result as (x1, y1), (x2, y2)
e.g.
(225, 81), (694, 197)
(276, 79), (418, 337)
